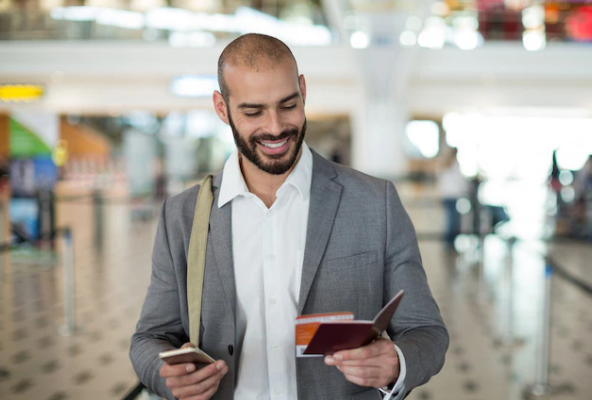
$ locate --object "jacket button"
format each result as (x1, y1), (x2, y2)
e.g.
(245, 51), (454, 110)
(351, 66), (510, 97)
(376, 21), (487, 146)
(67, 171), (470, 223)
(228, 345), (234, 356)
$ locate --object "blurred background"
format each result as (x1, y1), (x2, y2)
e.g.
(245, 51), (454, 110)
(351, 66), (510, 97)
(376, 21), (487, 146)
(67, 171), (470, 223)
(1, 0), (592, 399)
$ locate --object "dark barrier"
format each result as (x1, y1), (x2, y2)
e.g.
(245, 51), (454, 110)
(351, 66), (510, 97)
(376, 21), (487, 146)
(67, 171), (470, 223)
(121, 382), (146, 400)
(546, 255), (592, 296)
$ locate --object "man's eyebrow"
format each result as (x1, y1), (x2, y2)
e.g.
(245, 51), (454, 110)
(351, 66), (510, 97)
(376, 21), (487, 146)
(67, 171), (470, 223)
(279, 92), (299, 104)
(238, 102), (264, 109)
(237, 92), (299, 109)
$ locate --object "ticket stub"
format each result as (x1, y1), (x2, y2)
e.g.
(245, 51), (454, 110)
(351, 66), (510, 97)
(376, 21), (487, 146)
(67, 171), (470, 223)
(295, 312), (354, 357)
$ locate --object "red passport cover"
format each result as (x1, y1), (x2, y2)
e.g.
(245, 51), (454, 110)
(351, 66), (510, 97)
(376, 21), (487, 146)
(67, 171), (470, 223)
(302, 290), (404, 355)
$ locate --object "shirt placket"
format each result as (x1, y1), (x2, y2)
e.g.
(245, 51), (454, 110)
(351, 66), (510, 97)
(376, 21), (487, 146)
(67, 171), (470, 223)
(262, 205), (287, 399)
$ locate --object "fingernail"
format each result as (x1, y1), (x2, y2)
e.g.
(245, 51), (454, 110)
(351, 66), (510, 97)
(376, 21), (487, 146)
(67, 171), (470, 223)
(186, 364), (195, 372)
(334, 354), (343, 361)
(325, 356), (334, 365)
(216, 361), (225, 371)
(222, 368), (228, 376)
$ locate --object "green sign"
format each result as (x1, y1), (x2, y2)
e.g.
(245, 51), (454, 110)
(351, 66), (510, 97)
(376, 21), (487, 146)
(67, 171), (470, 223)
(10, 118), (52, 157)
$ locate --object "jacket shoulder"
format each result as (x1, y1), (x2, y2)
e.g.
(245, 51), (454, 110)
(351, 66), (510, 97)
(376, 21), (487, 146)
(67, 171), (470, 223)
(161, 182), (202, 222)
(331, 161), (391, 198)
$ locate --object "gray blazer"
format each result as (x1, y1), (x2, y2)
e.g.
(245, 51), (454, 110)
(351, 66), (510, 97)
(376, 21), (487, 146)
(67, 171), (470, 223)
(130, 150), (448, 400)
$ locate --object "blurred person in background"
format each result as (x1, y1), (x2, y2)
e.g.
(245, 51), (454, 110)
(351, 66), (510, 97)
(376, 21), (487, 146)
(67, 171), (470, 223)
(0, 156), (9, 198)
(573, 155), (592, 201)
(437, 147), (469, 250)
(572, 155), (592, 238)
(549, 150), (562, 194)
(131, 33), (448, 400)
(153, 157), (167, 200)
(549, 149), (569, 220)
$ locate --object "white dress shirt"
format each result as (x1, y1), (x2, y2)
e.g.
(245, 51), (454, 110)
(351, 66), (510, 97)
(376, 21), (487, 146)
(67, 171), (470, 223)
(218, 142), (312, 400)
(218, 142), (406, 400)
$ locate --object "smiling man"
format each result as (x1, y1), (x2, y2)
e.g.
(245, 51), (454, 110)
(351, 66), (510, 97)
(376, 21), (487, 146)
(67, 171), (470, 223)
(131, 33), (448, 400)
(216, 36), (309, 201)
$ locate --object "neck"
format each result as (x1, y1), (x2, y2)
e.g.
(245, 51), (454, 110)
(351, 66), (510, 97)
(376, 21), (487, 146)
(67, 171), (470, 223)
(239, 150), (302, 208)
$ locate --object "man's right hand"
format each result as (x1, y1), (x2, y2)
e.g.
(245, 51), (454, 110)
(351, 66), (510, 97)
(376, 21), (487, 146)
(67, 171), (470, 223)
(160, 344), (228, 400)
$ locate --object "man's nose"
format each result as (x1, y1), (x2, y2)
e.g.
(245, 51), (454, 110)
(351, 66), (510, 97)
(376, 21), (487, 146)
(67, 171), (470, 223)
(264, 110), (283, 136)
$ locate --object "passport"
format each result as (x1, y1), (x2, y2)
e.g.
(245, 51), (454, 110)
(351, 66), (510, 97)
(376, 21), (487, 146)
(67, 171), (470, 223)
(295, 290), (404, 356)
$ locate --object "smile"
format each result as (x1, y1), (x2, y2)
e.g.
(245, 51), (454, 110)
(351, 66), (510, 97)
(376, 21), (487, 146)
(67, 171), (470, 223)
(256, 135), (293, 156)
(260, 139), (289, 149)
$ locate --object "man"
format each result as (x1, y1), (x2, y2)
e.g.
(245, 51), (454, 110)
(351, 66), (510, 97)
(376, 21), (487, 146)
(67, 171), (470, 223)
(130, 33), (448, 400)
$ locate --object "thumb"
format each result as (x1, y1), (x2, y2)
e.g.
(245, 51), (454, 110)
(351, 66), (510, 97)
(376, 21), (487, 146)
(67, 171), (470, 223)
(181, 342), (196, 349)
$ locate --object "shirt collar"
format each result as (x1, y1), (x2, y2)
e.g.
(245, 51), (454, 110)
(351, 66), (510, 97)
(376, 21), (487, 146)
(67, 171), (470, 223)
(218, 141), (313, 208)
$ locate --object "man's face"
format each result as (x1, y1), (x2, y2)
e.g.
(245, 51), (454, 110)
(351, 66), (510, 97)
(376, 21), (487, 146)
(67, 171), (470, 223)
(221, 59), (306, 175)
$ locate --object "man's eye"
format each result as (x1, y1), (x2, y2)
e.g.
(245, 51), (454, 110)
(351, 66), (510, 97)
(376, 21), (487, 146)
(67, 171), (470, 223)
(245, 112), (261, 117)
(282, 105), (296, 110)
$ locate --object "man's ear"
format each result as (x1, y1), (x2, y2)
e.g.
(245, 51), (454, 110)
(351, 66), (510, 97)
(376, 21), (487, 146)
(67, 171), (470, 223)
(213, 91), (230, 124)
(299, 74), (307, 105)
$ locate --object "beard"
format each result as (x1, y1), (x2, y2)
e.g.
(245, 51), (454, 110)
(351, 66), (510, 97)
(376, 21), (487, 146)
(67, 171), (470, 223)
(228, 110), (306, 176)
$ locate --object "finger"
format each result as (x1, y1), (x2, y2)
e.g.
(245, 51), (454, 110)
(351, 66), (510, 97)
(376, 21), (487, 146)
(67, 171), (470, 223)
(183, 382), (220, 400)
(182, 342), (197, 349)
(341, 369), (388, 389)
(332, 342), (388, 362)
(341, 373), (380, 388)
(328, 357), (381, 367)
(336, 365), (384, 380)
(339, 352), (400, 367)
(167, 361), (226, 389)
(161, 362), (197, 378)
(336, 359), (400, 390)
(167, 361), (226, 388)
(332, 339), (394, 362)
(172, 368), (226, 399)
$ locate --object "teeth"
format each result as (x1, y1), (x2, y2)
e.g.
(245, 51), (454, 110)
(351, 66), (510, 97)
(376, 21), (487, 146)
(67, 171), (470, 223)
(261, 139), (288, 149)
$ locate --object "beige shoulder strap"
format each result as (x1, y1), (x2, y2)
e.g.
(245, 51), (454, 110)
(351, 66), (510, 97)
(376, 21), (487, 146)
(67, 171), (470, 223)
(187, 175), (214, 346)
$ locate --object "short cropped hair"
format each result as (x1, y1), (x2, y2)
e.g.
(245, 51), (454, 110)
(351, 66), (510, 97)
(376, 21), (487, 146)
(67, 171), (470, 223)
(217, 33), (299, 103)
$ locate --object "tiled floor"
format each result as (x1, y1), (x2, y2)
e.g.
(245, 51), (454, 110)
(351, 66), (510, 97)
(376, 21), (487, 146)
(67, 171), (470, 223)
(0, 198), (157, 400)
(0, 193), (591, 400)
(407, 238), (592, 400)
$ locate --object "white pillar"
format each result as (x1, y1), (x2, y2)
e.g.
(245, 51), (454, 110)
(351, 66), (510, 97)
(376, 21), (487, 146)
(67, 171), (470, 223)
(348, 13), (419, 181)
(351, 96), (409, 180)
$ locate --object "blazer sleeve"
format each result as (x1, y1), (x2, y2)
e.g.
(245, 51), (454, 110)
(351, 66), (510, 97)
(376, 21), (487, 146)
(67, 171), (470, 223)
(383, 181), (449, 393)
(129, 198), (189, 400)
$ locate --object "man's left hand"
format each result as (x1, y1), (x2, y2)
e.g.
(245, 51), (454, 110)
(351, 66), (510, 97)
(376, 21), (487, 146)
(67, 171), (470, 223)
(324, 337), (399, 388)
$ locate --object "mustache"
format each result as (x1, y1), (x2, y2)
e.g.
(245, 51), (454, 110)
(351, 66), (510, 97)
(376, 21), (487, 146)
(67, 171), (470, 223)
(250, 127), (299, 144)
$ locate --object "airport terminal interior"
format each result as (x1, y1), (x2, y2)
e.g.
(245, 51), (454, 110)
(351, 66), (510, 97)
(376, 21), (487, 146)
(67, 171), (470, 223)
(1, 0), (592, 399)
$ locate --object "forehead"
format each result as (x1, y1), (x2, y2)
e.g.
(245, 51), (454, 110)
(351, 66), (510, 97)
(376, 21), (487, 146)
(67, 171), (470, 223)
(223, 59), (299, 105)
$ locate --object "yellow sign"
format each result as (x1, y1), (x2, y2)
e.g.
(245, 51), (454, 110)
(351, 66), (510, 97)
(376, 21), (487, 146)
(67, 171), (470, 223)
(0, 84), (45, 103)
(53, 139), (69, 167)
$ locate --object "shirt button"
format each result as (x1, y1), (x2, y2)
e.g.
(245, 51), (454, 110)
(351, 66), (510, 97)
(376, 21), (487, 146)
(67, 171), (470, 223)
(268, 299), (277, 305)
(275, 390), (282, 396)
(271, 345), (278, 350)
(267, 254), (276, 261)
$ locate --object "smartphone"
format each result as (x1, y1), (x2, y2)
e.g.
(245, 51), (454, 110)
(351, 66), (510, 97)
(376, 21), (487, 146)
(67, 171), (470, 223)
(159, 347), (216, 366)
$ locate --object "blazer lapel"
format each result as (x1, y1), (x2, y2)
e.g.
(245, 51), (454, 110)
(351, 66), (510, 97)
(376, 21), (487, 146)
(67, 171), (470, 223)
(209, 173), (237, 328)
(298, 152), (343, 314)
